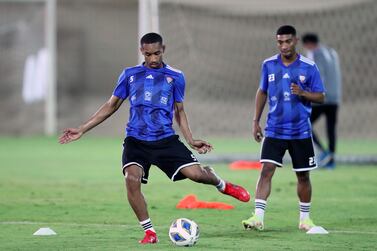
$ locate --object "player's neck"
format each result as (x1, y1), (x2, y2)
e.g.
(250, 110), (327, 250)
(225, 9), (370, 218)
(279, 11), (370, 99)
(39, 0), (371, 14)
(143, 62), (164, 69)
(280, 52), (298, 66)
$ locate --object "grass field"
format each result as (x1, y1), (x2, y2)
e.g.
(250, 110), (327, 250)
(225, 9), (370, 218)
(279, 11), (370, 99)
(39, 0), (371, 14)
(1, 137), (377, 250)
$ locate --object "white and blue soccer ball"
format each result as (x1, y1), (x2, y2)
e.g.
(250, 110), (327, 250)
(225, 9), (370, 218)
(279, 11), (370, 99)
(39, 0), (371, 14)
(169, 218), (200, 247)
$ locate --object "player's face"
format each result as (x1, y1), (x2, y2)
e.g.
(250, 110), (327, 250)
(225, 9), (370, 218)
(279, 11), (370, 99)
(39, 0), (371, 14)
(140, 42), (165, 69)
(276, 34), (298, 58)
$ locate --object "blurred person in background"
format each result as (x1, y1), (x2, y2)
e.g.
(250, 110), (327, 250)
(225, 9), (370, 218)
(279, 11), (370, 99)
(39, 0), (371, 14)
(302, 33), (342, 169)
(59, 32), (250, 245)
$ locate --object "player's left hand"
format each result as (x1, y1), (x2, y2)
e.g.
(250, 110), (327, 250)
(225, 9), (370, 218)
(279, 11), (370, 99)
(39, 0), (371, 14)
(189, 139), (213, 154)
(290, 83), (303, 96)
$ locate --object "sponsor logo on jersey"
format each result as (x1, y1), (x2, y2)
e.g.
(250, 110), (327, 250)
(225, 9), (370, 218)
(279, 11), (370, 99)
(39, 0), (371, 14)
(268, 74), (275, 82)
(283, 73), (290, 79)
(284, 91), (290, 101)
(299, 75), (306, 83)
(160, 96), (168, 105)
(129, 75), (134, 83)
(144, 91), (152, 101)
(146, 74), (154, 79)
(271, 96), (277, 102)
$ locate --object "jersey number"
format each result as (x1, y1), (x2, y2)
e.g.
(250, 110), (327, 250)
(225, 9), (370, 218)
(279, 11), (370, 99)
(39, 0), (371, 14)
(191, 154), (198, 162)
(309, 157), (316, 166)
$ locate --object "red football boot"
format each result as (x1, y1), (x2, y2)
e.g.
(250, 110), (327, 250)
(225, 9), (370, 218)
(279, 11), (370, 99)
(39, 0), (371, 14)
(139, 230), (158, 244)
(222, 182), (251, 202)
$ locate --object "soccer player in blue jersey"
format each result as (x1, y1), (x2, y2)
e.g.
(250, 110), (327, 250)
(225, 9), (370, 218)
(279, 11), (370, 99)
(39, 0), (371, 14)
(59, 33), (250, 244)
(242, 25), (325, 231)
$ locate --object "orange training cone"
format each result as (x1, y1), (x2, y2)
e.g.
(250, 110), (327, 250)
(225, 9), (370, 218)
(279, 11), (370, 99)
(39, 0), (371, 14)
(229, 160), (262, 170)
(176, 194), (234, 210)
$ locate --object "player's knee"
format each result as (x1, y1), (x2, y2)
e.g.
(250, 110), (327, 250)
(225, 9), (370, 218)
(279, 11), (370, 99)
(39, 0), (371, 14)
(186, 168), (207, 183)
(125, 172), (142, 190)
(203, 165), (214, 174)
(297, 172), (310, 183)
(260, 165), (275, 179)
(188, 172), (203, 183)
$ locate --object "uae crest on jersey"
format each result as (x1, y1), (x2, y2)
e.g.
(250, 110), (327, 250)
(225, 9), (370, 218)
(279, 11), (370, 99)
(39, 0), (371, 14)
(299, 75), (306, 83)
(166, 76), (173, 84)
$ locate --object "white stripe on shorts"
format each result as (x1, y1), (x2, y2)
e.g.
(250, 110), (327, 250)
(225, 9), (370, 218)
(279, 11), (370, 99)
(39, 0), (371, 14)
(171, 162), (200, 181)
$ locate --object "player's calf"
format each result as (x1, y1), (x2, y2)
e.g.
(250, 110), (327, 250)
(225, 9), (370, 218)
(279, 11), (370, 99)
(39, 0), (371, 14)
(182, 165), (219, 185)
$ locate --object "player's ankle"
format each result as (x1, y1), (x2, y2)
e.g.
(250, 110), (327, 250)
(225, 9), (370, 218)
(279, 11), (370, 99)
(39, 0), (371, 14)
(140, 218), (155, 233)
(216, 179), (226, 192)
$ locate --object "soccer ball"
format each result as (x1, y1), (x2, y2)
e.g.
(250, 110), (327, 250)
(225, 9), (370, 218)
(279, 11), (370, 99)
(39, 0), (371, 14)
(168, 218), (200, 247)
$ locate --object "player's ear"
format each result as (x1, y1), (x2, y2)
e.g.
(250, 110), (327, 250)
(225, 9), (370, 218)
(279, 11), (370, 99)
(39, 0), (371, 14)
(162, 44), (166, 53)
(139, 46), (144, 55)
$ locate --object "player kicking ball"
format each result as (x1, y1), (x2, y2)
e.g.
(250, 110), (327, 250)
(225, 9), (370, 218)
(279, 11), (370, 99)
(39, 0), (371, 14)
(242, 25), (325, 232)
(59, 33), (250, 244)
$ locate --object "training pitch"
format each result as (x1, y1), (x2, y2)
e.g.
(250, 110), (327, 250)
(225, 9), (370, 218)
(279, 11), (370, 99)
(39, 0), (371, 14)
(0, 137), (376, 250)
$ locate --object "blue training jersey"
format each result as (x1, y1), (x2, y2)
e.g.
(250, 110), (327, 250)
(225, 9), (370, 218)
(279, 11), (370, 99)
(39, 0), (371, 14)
(260, 54), (325, 140)
(113, 63), (185, 141)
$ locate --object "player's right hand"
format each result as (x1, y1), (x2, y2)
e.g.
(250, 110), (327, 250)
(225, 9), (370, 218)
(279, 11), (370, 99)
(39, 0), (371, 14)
(253, 123), (263, 143)
(189, 139), (213, 154)
(58, 128), (83, 144)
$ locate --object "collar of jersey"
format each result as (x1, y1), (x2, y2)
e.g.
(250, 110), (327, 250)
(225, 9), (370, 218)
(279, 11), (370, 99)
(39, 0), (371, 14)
(141, 62), (167, 71)
(278, 53), (300, 68)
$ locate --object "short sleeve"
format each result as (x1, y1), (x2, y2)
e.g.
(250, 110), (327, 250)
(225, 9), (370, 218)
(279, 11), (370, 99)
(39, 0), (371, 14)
(310, 65), (325, 93)
(259, 63), (268, 92)
(113, 69), (129, 100)
(173, 73), (185, 102)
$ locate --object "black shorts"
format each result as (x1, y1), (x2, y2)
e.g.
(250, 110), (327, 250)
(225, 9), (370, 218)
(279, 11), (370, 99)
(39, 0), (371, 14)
(260, 137), (317, 172)
(122, 135), (199, 184)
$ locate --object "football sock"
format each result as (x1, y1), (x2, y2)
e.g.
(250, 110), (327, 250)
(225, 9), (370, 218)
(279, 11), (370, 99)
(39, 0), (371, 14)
(255, 199), (267, 221)
(299, 202), (311, 220)
(140, 218), (155, 233)
(216, 179), (226, 192)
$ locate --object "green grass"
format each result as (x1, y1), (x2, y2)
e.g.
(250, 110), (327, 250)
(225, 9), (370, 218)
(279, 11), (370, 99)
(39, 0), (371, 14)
(0, 137), (377, 250)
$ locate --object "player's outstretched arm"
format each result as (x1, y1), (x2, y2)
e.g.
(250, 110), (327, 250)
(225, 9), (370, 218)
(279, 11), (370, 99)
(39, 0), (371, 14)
(174, 102), (213, 154)
(290, 83), (325, 103)
(253, 88), (267, 142)
(59, 95), (124, 144)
